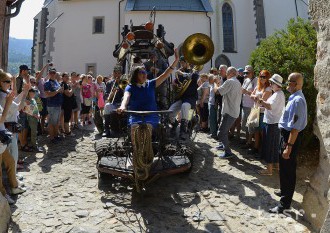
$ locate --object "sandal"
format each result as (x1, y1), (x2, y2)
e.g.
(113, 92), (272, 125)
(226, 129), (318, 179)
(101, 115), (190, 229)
(258, 169), (272, 176)
(21, 145), (33, 152)
(17, 164), (24, 170)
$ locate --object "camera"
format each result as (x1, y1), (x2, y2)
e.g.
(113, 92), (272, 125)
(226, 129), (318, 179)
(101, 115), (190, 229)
(0, 130), (12, 145)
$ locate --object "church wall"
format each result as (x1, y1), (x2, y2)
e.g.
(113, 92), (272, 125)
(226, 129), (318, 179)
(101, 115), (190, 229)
(32, 0), (309, 76)
(51, 0), (119, 75)
(213, 0), (257, 68)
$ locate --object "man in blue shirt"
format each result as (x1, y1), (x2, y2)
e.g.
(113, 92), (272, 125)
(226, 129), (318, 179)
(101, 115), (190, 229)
(44, 68), (63, 142)
(269, 72), (307, 214)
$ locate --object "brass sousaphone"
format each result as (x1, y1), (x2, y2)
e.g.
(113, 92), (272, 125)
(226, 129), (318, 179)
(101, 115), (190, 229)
(175, 33), (214, 99)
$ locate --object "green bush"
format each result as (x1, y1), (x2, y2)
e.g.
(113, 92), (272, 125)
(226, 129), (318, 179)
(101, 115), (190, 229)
(249, 17), (317, 146)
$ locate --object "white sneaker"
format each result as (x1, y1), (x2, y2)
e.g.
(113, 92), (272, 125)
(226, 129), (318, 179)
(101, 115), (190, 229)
(11, 186), (26, 195)
(5, 194), (15, 205)
(17, 180), (25, 187)
(16, 174), (24, 181)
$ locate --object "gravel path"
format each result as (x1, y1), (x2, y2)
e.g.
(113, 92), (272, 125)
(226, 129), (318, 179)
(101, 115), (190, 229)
(8, 125), (313, 233)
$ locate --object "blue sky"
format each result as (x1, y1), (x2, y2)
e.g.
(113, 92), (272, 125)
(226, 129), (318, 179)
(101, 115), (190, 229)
(9, 0), (44, 39)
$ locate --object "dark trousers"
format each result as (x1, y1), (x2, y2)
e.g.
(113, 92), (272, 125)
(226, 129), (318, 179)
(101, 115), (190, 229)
(279, 129), (303, 209)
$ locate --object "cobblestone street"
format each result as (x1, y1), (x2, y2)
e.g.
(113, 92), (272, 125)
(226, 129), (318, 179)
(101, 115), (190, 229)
(8, 125), (313, 233)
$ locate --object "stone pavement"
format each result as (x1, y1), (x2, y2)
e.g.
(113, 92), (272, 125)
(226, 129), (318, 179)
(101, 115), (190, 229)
(8, 126), (314, 233)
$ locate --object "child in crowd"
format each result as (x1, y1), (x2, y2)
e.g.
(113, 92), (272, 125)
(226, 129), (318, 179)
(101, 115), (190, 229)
(24, 87), (43, 152)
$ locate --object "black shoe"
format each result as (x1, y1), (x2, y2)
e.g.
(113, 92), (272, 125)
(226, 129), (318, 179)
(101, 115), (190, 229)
(247, 148), (258, 155)
(274, 190), (281, 197)
(268, 206), (287, 214)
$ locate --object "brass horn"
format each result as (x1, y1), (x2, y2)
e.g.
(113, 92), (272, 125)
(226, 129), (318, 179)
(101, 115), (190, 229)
(182, 33), (214, 66)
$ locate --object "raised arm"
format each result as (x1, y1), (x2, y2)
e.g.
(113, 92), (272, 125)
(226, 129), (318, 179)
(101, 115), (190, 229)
(36, 64), (49, 82)
(155, 49), (179, 88)
(0, 92), (15, 123)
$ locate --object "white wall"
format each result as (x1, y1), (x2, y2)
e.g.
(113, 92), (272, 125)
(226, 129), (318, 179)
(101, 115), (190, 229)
(212, 0), (257, 68)
(51, 0), (119, 76)
(264, 0), (309, 36)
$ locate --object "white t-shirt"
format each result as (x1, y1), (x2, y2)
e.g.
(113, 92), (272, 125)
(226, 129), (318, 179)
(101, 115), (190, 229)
(242, 77), (258, 108)
(263, 90), (286, 124)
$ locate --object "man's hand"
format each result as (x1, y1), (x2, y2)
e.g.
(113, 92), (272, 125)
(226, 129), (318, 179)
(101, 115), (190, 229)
(282, 146), (292, 160)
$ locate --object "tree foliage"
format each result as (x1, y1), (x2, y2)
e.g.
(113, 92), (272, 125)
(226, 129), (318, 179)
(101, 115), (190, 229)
(249, 17), (317, 146)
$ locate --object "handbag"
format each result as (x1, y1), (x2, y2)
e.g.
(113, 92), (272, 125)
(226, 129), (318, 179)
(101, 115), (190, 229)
(4, 122), (23, 133)
(0, 129), (12, 145)
(246, 107), (260, 128)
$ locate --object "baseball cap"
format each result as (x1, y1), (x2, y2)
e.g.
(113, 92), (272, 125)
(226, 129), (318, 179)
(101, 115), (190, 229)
(19, 65), (31, 71)
(244, 65), (253, 73)
(179, 56), (186, 62)
(238, 68), (244, 73)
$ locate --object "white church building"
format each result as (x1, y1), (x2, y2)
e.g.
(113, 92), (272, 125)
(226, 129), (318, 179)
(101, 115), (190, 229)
(32, 0), (309, 75)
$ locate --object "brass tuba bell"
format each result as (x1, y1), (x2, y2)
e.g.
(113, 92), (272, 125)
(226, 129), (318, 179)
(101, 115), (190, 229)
(182, 33), (214, 66)
(174, 33), (214, 100)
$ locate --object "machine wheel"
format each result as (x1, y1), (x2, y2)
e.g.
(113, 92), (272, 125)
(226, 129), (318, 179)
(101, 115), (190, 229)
(95, 138), (113, 157)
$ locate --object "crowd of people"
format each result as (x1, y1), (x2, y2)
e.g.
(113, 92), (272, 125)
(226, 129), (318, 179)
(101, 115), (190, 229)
(0, 48), (307, 214)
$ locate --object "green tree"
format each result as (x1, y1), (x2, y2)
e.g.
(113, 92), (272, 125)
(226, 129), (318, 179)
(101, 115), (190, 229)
(249, 17), (317, 146)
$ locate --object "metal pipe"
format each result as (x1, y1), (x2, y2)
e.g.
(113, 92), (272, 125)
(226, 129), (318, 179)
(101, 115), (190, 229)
(206, 12), (213, 67)
(6, 0), (25, 18)
(294, 0), (299, 17)
(118, 0), (124, 43)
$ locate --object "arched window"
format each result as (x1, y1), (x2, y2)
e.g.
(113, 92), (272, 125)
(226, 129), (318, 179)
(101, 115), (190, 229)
(215, 54), (231, 68)
(222, 3), (235, 52)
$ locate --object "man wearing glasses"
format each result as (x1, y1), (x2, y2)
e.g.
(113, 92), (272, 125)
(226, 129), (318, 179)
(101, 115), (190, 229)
(269, 73), (307, 214)
(241, 65), (258, 147)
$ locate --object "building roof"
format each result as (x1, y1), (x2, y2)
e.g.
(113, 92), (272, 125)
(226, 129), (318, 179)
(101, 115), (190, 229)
(125, 0), (213, 12)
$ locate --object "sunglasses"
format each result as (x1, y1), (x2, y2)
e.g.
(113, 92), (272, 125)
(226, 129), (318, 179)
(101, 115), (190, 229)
(138, 70), (147, 75)
(2, 80), (11, 83)
(259, 76), (267, 79)
(243, 72), (250, 75)
(286, 80), (297, 84)
(31, 81), (36, 84)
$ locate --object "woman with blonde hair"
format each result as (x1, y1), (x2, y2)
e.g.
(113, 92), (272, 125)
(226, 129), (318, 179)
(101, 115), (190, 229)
(197, 73), (210, 131)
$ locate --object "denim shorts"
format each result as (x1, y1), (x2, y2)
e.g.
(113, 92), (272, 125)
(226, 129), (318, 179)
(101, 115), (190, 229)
(47, 106), (61, 125)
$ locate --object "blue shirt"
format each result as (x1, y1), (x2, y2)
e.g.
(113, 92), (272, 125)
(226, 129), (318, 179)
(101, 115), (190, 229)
(125, 79), (159, 127)
(44, 79), (63, 107)
(279, 90), (307, 132)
